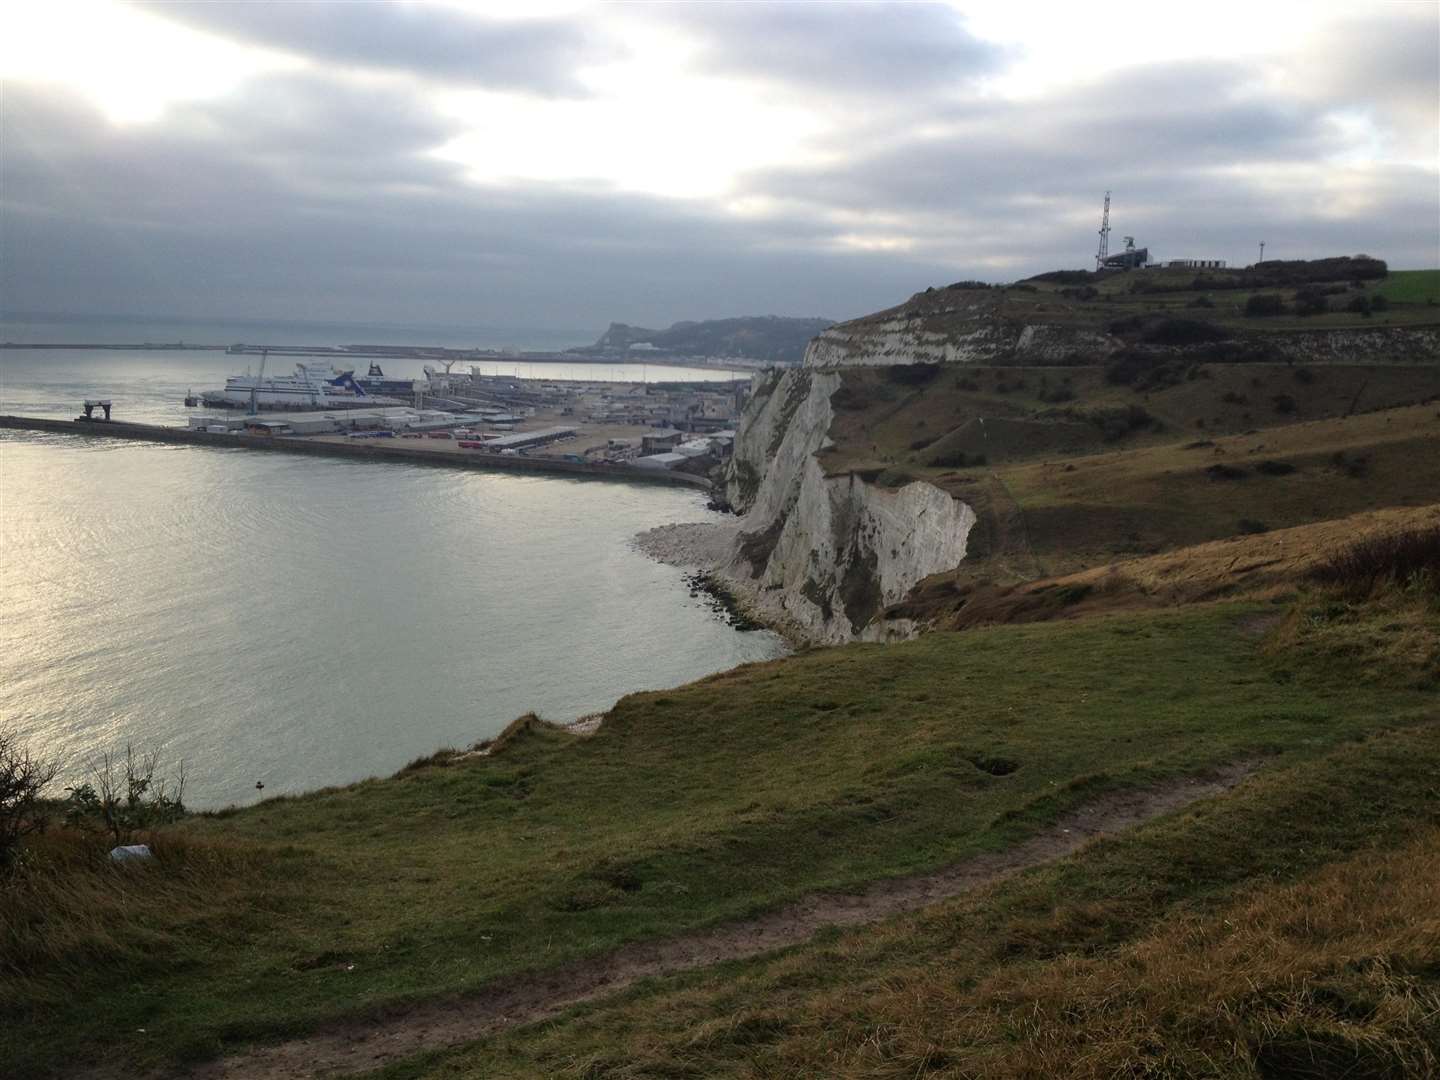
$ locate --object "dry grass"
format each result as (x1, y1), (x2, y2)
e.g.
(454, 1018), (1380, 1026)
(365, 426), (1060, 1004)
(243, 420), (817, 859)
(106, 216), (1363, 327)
(816, 829), (1440, 1079)
(1312, 524), (1440, 596)
(0, 826), (269, 1017)
(890, 503), (1440, 633)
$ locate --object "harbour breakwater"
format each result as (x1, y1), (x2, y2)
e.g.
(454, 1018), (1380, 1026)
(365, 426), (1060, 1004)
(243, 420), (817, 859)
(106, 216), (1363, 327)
(0, 415), (714, 490)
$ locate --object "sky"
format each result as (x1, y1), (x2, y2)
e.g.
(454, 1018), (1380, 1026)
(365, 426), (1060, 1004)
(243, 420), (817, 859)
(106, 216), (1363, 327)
(2, 0), (1436, 336)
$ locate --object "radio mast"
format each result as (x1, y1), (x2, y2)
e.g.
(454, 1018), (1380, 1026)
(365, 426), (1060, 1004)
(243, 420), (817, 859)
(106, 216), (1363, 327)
(1095, 191), (1112, 271)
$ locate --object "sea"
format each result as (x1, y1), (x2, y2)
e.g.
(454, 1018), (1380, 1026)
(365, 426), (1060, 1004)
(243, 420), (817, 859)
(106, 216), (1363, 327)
(0, 316), (782, 809)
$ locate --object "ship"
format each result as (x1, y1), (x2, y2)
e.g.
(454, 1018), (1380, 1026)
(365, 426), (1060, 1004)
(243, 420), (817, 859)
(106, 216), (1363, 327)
(355, 362), (424, 397)
(200, 362), (403, 410)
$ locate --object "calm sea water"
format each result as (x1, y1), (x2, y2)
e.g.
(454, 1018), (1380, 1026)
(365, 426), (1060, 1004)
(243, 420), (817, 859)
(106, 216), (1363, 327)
(1, 350), (780, 808)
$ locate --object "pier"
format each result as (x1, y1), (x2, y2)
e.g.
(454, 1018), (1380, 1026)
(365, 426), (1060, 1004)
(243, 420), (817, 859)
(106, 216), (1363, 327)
(0, 415), (716, 491)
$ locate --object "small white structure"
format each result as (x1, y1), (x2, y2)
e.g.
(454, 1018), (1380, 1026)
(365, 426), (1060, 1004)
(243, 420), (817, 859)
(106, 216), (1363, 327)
(631, 452), (688, 471)
(673, 439), (714, 458)
(1166, 258), (1228, 269)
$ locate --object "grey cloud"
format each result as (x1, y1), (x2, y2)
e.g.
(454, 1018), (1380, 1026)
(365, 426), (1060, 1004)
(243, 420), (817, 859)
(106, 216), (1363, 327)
(740, 55), (1437, 269)
(1300, 7), (1439, 135)
(0, 82), (949, 329)
(140, 2), (606, 96)
(663, 2), (1004, 95)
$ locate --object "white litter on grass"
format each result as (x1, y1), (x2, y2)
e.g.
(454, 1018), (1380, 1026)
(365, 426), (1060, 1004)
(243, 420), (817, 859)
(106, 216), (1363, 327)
(109, 844), (153, 862)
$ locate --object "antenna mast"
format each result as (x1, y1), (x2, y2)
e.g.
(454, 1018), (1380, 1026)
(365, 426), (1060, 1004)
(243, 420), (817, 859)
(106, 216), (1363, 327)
(1095, 191), (1111, 271)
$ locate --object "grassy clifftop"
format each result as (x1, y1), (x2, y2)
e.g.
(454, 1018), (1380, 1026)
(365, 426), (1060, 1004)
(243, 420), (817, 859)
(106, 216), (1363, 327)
(3, 513), (1438, 1076)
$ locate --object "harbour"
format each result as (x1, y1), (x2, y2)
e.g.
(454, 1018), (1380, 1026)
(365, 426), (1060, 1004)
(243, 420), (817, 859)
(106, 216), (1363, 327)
(0, 414), (718, 489)
(0, 347), (785, 809)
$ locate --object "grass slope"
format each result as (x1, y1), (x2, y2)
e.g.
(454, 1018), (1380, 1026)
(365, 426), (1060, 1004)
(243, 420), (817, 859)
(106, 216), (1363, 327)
(396, 724), (1440, 1079)
(4, 584), (1437, 1076)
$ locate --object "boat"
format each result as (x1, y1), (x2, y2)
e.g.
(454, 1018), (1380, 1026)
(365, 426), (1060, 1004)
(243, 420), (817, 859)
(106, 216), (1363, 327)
(355, 362), (423, 397)
(199, 362), (402, 410)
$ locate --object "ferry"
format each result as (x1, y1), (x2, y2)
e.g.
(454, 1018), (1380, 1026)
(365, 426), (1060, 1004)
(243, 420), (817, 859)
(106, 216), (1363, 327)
(200, 363), (401, 410)
(355, 362), (424, 397)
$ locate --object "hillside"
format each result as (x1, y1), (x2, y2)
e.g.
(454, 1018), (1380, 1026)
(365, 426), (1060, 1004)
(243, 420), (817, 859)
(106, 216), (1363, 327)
(806, 263), (1440, 367)
(4, 506), (1438, 1078)
(5, 260), (1440, 1080)
(573, 315), (835, 364)
(699, 260), (1440, 642)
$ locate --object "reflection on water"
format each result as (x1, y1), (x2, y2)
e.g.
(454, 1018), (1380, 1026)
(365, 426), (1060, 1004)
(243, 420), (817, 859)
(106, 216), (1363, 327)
(0, 354), (780, 808)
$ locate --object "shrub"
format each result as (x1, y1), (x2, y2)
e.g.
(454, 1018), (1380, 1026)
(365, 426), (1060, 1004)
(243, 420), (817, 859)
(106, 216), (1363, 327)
(884, 362), (941, 386)
(1271, 394), (1297, 414)
(1, 731), (59, 871)
(1206, 463), (1248, 480)
(1312, 526), (1440, 595)
(875, 468), (917, 488)
(1346, 294), (1372, 316)
(908, 435), (938, 452)
(1238, 519), (1269, 534)
(1245, 294), (1286, 317)
(929, 449), (986, 468)
(1293, 287), (1330, 316)
(946, 280), (992, 291)
(1331, 451), (1369, 478)
(1293, 367), (1317, 384)
(64, 746), (187, 846)
(1221, 391), (1248, 405)
(1029, 270), (1095, 285)
(1372, 294), (1390, 312)
(1256, 460), (1297, 476)
(1037, 385), (1076, 403)
(1140, 318), (1227, 346)
(1188, 295), (1216, 308)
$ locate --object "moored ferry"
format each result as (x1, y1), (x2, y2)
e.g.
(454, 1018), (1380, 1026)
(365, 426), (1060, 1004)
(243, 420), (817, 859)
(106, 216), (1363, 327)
(200, 363), (402, 410)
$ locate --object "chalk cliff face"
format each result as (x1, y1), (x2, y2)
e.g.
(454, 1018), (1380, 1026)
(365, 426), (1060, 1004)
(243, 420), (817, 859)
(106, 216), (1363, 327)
(803, 293), (1115, 368)
(722, 369), (975, 643)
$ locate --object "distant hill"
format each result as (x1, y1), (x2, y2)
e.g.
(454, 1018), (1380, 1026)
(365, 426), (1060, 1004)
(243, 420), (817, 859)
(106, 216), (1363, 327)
(572, 315), (835, 364)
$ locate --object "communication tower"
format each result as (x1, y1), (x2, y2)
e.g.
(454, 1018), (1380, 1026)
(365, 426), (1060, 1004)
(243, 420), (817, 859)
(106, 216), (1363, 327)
(1095, 191), (1111, 271)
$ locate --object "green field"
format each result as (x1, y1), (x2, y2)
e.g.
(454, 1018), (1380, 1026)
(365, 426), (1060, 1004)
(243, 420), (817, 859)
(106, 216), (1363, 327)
(1376, 268), (1440, 304)
(4, 575), (1438, 1076)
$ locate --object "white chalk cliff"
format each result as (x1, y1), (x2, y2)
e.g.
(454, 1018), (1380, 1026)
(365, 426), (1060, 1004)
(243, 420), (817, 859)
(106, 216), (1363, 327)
(720, 369), (975, 643)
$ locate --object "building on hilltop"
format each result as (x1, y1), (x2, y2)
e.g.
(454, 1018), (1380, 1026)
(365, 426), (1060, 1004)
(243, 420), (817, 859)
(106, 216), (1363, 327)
(1100, 236), (1149, 270)
(1166, 258), (1228, 269)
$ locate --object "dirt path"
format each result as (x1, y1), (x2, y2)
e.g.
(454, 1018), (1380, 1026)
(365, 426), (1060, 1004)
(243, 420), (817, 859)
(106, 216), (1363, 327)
(181, 764), (1254, 1080)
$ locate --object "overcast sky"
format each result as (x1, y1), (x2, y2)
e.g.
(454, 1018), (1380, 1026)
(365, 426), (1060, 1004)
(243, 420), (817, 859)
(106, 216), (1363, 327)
(2, 1), (1436, 334)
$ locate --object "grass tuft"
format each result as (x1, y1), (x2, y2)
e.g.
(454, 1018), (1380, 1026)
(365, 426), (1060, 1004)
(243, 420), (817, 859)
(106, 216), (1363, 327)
(1311, 526), (1440, 596)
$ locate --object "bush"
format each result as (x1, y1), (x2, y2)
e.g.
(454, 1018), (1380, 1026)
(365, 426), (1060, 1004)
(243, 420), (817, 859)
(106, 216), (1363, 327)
(1372, 294), (1390, 312)
(1238, 519), (1269, 534)
(1029, 270), (1096, 285)
(1256, 460), (1297, 476)
(64, 746), (187, 846)
(946, 280), (992, 291)
(1312, 527), (1440, 595)
(884, 362), (941, 386)
(1206, 463), (1248, 480)
(929, 449), (986, 468)
(1, 731), (59, 870)
(1245, 294), (1286, 317)
(1140, 318), (1227, 346)
(1293, 287), (1330, 316)
(875, 468), (917, 488)
(1346, 294), (1372, 316)
(1271, 394), (1297, 414)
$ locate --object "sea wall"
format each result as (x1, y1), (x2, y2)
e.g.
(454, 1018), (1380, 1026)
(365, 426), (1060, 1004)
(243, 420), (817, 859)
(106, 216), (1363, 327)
(0, 416), (713, 490)
(717, 370), (975, 643)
